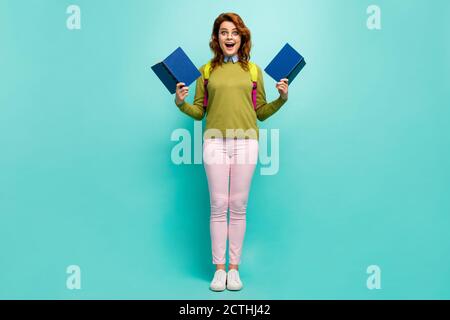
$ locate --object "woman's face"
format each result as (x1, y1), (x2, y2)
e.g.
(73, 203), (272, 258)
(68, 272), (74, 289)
(218, 21), (241, 57)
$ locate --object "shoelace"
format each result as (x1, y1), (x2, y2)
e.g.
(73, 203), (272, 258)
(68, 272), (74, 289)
(215, 271), (225, 283)
(229, 270), (239, 282)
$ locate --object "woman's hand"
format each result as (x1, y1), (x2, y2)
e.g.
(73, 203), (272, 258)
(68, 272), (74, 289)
(175, 82), (189, 106)
(276, 78), (289, 101)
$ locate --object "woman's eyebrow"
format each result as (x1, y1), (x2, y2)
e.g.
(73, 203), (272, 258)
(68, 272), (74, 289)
(219, 28), (237, 31)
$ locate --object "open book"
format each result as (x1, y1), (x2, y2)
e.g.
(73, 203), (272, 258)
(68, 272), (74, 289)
(151, 47), (201, 94)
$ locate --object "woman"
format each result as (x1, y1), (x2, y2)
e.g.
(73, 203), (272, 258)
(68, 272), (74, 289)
(174, 12), (289, 291)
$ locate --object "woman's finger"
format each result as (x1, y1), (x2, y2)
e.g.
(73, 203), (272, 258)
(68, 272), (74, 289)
(176, 83), (186, 92)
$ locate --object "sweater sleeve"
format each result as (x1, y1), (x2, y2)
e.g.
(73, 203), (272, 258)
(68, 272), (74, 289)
(255, 65), (287, 122)
(176, 65), (206, 121)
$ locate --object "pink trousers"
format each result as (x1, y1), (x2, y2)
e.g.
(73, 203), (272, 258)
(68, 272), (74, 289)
(203, 137), (259, 265)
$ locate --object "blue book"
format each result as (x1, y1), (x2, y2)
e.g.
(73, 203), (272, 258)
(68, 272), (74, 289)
(264, 43), (306, 84)
(151, 47), (201, 94)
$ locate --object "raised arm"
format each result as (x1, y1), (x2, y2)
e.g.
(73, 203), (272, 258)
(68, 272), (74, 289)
(255, 65), (288, 122)
(175, 65), (206, 121)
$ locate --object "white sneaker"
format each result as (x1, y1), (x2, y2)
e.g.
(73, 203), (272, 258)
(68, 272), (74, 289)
(226, 269), (243, 291)
(210, 269), (227, 291)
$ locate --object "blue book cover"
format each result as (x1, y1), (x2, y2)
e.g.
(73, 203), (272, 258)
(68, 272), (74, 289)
(264, 43), (306, 84)
(151, 47), (201, 94)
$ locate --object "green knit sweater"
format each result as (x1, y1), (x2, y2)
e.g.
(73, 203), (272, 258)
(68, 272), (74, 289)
(176, 61), (287, 140)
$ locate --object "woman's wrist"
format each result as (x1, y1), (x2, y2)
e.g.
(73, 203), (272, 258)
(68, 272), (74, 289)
(175, 99), (184, 107)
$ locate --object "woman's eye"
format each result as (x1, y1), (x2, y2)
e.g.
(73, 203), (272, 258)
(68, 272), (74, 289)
(219, 31), (239, 37)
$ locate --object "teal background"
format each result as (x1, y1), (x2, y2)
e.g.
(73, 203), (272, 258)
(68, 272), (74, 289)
(1, 0), (449, 299)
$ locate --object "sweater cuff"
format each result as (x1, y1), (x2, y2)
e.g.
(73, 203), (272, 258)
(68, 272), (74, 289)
(274, 95), (287, 108)
(175, 100), (186, 108)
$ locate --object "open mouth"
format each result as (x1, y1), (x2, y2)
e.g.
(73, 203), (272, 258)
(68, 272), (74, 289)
(225, 43), (235, 49)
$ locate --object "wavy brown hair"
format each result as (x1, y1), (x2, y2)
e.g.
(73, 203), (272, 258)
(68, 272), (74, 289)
(209, 13), (252, 72)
